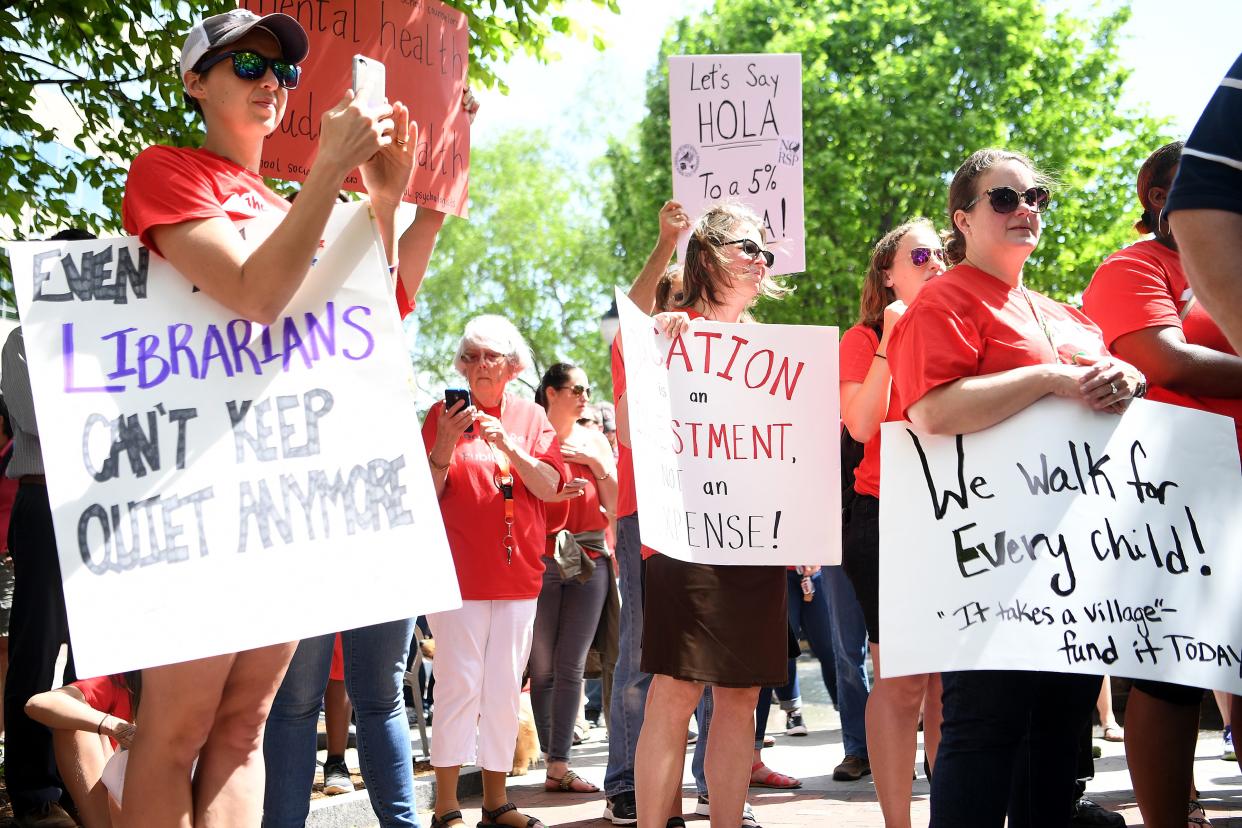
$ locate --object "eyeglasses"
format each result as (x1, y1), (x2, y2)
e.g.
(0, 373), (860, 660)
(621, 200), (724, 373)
(963, 186), (1051, 215)
(724, 239), (775, 268)
(910, 247), (946, 267)
(195, 50), (301, 90)
(460, 350), (508, 366)
(559, 384), (591, 399)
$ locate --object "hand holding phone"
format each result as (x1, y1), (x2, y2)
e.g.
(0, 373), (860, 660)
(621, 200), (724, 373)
(444, 388), (473, 433)
(352, 54), (386, 112)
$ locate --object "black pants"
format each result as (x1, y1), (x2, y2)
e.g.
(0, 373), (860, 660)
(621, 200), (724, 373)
(4, 483), (74, 812)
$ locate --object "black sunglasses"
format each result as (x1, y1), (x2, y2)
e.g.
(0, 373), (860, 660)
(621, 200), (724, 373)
(195, 50), (300, 90)
(963, 186), (1051, 214)
(910, 246), (946, 267)
(559, 384), (591, 399)
(724, 238), (775, 268)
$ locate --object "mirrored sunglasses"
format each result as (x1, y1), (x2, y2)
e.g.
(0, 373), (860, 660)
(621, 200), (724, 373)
(195, 50), (300, 90)
(910, 246), (946, 267)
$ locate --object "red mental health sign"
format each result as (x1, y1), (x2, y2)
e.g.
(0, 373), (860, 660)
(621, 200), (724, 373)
(242, 0), (471, 218)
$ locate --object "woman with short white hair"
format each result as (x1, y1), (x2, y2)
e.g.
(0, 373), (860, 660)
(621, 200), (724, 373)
(421, 315), (575, 828)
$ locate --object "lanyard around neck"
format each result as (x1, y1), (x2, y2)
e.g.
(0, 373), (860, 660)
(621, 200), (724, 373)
(492, 446), (515, 565)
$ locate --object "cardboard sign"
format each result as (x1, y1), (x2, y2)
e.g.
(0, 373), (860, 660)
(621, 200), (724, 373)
(244, 0), (471, 218)
(6, 202), (461, 677)
(669, 54), (805, 274)
(879, 397), (1242, 693)
(617, 290), (839, 564)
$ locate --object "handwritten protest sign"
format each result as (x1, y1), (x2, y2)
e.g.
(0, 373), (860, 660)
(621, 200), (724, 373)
(243, 0), (471, 218)
(879, 397), (1242, 693)
(669, 54), (804, 274)
(617, 290), (838, 564)
(5, 202), (461, 677)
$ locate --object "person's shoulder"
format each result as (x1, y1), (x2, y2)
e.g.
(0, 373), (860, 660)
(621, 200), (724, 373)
(840, 323), (879, 347)
(130, 144), (201, 173)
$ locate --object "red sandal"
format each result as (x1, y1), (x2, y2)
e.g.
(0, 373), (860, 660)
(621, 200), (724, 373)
(749, 761), (801, 789)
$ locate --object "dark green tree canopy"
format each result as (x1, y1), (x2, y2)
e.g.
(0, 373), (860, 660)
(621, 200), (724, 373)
(605, 0), (1169, 327)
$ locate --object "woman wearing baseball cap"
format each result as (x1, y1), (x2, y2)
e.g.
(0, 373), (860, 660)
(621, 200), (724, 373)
(117, 10), (418, 825)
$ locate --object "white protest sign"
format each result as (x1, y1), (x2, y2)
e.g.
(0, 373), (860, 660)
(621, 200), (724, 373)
(6, 202), (461, 678)
(669, 54), (805, 275)
(617, 290), (838, 564)
(879, 397), (1242, 693)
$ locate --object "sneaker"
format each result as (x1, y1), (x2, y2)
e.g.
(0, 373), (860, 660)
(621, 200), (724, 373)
(694, 795), (759, 827)
(785, 710), (808, 737)
(604, 791), (638, 826)
(322, 756), (355, 795)
(1189, 799), (1213, 826)
(1223, 725), (1235, 762)
(832, 754), (871, 781)
(13, 803), (77, 828)
(1068, 797), (1125, 828)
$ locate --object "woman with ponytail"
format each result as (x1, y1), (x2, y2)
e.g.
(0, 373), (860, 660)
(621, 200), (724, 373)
(1083, 139), (1242, 828)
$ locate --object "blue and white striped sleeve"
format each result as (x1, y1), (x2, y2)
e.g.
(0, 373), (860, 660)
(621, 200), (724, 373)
(1167, 52), (1242, 215)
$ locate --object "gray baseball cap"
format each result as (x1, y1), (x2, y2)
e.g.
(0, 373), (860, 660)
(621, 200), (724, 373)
(180, 10), (309, 89)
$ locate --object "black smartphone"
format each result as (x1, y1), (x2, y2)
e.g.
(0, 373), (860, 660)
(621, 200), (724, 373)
(444, 388), (473, 433)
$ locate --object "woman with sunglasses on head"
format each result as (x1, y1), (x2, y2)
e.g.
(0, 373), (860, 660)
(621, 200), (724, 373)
(631, 202), (792, 828)
(1083, 139), (1242, 828)
(886, 149), (1144, 828)
(839, 218), (946, 828)
(529, 363), (616, 796)
(118, 10), (426, 825)
(421, 316), (572, 828)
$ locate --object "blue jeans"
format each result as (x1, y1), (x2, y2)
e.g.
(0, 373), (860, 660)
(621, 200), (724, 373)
(821, 565), (869, 758)
(776, 570), (838, 710)
(604, 513), (650, 797)
(930, 670), (1101, 828)
(262, 618), (419, 828)
(585, 678), (603, 716)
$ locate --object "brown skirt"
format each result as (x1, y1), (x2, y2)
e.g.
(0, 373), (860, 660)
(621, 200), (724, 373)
(640, 554), (788, 688)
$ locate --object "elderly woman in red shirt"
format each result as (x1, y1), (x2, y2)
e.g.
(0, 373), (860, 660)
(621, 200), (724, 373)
(421, 315), (571, 828)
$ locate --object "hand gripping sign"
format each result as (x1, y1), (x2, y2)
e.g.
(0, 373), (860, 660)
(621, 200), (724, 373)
(879, 396), (1242, 694)
(4, 202), (461, 677)
(617, 291), (838, 564)
(669, 54), (805, 274)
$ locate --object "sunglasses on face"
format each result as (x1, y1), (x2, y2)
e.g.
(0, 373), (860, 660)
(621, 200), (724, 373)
(559, 384), (591, 399)
(195, 50), (300, 90)
(460, 350), (508, 366)
(724, 238), (776, 268)
(963, 186), (1051, 215)
(910, 246), (946, 267)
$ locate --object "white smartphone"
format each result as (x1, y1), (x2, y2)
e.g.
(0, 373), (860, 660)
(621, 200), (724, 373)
(351, 55), (386, 111)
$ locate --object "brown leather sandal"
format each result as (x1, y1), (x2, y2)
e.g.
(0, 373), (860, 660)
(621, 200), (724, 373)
(478, 802), (545, 828)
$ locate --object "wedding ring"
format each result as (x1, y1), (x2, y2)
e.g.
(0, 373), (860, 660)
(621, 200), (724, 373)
(394, 138), (407, 145)
(1109, 382), (1118, 395)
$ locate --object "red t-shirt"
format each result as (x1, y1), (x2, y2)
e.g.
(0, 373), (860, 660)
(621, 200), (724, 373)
(71, 675), (134, 749)
(544, 459), (609, 559)
(1082, 238), (1242, 451)
(422, 394), (566, 600)
(123, 145), (413, 316)
(612, 336), (638, 519)
(839, 324), (897, 498)
(889, 264), (1109, 416)
(122, 146), (290, 250)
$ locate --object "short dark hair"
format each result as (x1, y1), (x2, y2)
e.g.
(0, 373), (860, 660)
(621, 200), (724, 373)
(535, 363), (577, 409)
(47, 228), (96, 242)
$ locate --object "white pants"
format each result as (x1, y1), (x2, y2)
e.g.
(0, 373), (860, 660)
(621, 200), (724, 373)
(427, 598), (538, 772)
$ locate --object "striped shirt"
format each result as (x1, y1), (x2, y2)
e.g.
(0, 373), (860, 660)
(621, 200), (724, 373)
(1, 328), (45, 478)
(1167, 52), (1242, 215)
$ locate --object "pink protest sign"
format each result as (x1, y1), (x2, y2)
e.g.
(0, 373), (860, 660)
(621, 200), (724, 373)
(669, 54), (804, 274)
(243, 0), (471, 218)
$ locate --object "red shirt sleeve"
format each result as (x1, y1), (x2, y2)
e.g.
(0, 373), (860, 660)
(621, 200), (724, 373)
(421, 403), (441, 456)
(888, 298), (983, 418)
(840, 324), (879, 383)
(531, 409), (568, 490)
(1082, 247), (1180, 348)
(123, 146), (236, 254)
(71, 676), (132, 721)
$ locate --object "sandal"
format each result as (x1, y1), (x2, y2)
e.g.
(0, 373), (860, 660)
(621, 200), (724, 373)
(478, 802), (545, 828)
(749, 761), (801, 789)
(1102, 724), (1124, 742)
(431, 811), (465, 828)
(543, 769), (599, 793)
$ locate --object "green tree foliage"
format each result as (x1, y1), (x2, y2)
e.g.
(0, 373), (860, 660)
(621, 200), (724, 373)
(412, 130), (615, 399)
(604, 0), (1170, 326)
(0, 0), (616, 237)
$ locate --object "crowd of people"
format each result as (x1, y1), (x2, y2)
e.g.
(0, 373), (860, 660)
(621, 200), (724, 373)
(3, 8), (1242, 828)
